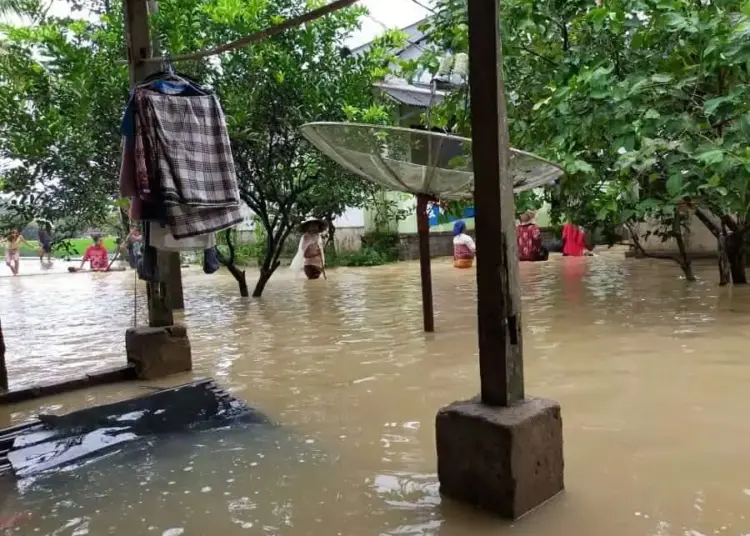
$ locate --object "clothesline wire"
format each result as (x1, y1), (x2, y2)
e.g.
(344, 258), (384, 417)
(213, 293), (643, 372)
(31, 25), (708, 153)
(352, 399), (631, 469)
(365, 14), (428, 55)
(134, 0), (360, 65)
(406, 0), (438, 14)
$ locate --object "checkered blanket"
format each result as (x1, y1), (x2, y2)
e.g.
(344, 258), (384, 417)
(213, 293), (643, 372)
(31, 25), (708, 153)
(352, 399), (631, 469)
(137, 89), (242, 239)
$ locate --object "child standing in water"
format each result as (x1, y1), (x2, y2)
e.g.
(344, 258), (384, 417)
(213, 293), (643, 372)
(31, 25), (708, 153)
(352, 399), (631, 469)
(2, 228), (31, 276)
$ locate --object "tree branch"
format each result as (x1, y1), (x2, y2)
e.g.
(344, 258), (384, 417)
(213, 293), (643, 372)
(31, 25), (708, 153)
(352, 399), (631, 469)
(518, 44), (557, 66)
(625, 223), (683, 266)
(694, 205), (721, 238)
(132, 0), (360, 64)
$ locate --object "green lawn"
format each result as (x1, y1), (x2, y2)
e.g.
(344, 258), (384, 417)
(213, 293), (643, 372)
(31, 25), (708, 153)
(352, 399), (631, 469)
(1, 237), (118, 258)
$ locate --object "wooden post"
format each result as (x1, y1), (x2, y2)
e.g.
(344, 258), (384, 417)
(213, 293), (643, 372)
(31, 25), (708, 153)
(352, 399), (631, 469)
(124, 0), (174, 327)
(416, 194), (435, 333)
(0, 318), (7, 392)
(467, 0), (524, 406)
(163, 251), (184, 310)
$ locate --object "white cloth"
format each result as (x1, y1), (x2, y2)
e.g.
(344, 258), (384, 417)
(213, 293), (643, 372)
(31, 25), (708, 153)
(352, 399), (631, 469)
(150, 222), (216, 251)
(289, 233), (325, 276)
(453, 233), (476, 252)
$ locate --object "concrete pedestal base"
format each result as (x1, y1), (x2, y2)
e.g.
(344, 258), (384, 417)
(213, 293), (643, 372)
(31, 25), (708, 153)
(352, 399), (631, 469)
(435, 396), (564, 520)
(125, 326), (192, 380)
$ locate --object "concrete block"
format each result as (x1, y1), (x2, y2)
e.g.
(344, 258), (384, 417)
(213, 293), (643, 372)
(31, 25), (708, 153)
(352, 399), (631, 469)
(435, 396), (564, 519)
(125, 326), (192, 380)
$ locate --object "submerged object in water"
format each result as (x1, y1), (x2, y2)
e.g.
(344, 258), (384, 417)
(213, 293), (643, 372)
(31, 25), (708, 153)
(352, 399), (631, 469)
(0, 379), (271, 478)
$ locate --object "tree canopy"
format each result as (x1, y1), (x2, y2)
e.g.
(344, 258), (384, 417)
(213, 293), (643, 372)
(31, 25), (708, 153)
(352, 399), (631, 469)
(411, 0), (750, 284)
(0, 1), (128, 237)
(150, 0), (401, 295)
(1, 0), (400, 295)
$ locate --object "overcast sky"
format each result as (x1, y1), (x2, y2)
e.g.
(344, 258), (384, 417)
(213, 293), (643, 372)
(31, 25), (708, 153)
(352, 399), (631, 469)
(351, 0), (430, 47)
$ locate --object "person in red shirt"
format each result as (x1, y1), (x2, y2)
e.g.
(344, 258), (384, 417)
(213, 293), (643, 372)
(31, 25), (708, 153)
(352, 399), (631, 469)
(561, 222), (589, 257)
(516, 211), (548, 262)
(78, 235), (110, 272)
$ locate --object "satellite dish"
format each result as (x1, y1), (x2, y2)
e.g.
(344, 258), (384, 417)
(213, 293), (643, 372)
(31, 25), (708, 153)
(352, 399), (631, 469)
(300, 121), (565, 334)
(300, 122), (564, 199)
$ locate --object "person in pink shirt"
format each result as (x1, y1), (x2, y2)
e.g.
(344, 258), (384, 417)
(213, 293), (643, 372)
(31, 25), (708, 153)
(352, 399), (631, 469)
(516, 211), (548, 262)
(78, 236), (110, 272)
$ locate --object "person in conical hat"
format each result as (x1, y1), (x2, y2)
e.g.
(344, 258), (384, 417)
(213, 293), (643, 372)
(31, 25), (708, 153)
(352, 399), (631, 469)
(289, 219), (327, 280)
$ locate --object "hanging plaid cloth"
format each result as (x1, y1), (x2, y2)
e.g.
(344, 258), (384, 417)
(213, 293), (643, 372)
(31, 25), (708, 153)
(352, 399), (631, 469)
(136, 89), (243, 239)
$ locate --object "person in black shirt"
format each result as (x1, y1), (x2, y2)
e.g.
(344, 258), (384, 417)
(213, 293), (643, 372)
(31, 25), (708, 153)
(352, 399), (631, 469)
(37, 221), (53, 265)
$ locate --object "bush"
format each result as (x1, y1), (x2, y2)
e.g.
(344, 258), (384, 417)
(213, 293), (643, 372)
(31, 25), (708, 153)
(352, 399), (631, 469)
(329, 231), (400, 267)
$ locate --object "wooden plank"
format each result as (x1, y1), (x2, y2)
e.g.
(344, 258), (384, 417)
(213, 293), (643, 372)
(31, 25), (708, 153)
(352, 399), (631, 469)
(416, 194), (435, 333)
(467, 0), (524, 406)
(0, 366), (137, 406)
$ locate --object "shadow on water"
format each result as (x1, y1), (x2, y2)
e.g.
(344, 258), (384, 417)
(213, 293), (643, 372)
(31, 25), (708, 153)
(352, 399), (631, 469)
(1, 250), (750, 534)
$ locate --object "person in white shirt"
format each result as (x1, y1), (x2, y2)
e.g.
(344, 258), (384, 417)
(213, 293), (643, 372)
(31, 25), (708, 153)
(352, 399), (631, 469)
(452, 220), (476, 269)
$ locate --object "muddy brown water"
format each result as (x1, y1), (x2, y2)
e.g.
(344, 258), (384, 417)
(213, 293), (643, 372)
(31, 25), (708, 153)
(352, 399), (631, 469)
(1, 250), (750, 535)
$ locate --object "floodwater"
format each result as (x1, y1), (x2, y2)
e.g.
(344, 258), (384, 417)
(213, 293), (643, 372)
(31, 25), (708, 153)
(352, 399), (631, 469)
(1, 250), (750, 535)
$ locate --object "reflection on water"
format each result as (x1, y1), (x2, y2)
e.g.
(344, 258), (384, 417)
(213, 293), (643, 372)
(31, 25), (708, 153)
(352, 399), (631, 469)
(2, 250), (750, 535)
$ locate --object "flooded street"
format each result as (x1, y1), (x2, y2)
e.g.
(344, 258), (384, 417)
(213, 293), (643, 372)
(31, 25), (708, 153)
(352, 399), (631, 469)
(1, 250), (750, 535)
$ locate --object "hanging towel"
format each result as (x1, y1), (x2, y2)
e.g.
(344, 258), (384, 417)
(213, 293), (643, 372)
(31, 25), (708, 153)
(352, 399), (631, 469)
(136, 89), (243, 239)
(150, 222), (216, 251)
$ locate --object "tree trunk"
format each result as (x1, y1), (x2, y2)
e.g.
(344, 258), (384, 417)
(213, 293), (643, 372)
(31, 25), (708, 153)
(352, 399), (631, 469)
(727, 234), (747, 284)
(253, 268), (273, 298)
(717, 235), (731, 286)
(0, 318), (7, 392)
(228, 263), (249, 297)
(216, 229), (249, 297)
(325, 217), (336, 251)
(673, 213), (696, 282)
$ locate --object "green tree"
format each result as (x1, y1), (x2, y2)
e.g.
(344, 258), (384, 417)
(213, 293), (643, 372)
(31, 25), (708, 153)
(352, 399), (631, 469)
(413, 0), (750, 284)
(0, 1), (128, 241)
(152, 0), (401, 296)
(1, 0), (398, 295)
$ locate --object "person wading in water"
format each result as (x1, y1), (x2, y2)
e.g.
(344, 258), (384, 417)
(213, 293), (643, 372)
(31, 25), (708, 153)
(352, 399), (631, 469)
(77, 235), (110, 272)
(2, 228), (32, 276)
(452, 220), (476, 269)
(120, 226), (143, 269)
(516, 211), (549, 262)
(38, 221), (53, 266)
(290, 219), (327, 280)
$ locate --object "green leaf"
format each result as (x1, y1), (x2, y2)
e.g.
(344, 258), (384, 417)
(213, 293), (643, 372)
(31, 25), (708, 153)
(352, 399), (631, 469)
(644, 109), (661, 119)
(703, 97), (726, 116)
(651, 74), (673, 83)
(695, 149), (725, 165)
(666, 173), (683, 197)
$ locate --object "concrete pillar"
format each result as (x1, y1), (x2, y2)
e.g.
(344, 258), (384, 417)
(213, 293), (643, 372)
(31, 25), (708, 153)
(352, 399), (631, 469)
(126, 325), (192, 380)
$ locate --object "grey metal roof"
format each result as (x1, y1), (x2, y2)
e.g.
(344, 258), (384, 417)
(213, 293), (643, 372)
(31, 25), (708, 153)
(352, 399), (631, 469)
(373, 82), (445, 108)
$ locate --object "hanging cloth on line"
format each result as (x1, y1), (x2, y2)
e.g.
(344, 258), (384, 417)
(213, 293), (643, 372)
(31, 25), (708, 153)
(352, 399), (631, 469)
(150, 223), (216, 251)
(120, 73), (210, 221)
(135, 89), (243, 239)
(119, 72), (242, 238)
